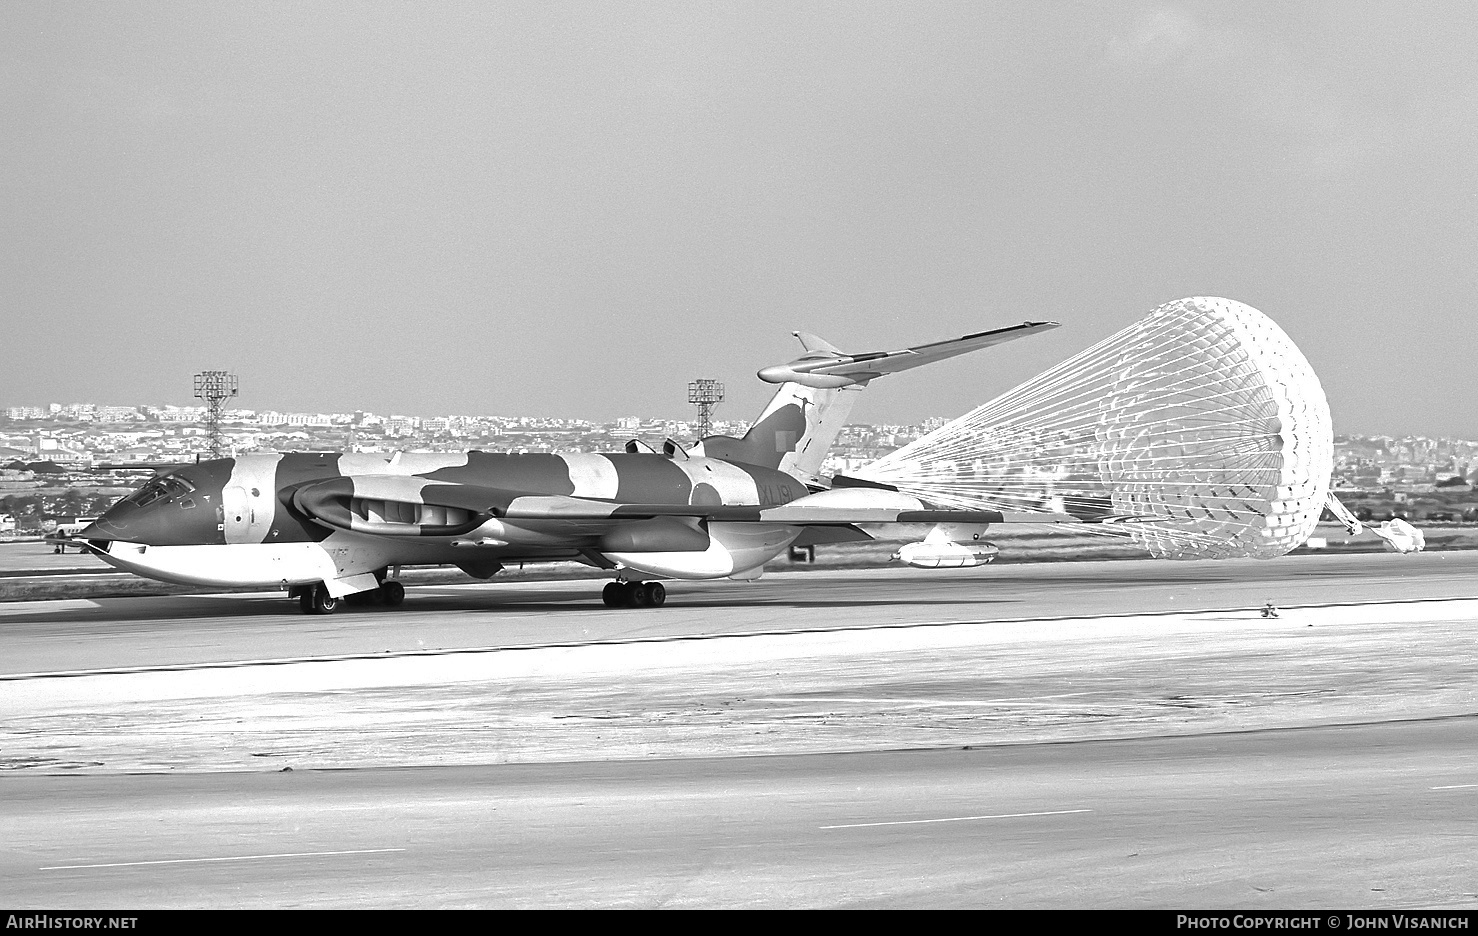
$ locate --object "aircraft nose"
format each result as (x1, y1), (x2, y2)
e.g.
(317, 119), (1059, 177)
(81, 507), (131, 541)
(77, 520), (112, 540)
(92, 503), (178, 545)
(757, 365), (795, 384)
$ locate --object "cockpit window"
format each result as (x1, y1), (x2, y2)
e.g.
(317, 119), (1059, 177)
(163, 476), (195, 496)
(129, 482), (167, 507)
(128, 475), (196, 507)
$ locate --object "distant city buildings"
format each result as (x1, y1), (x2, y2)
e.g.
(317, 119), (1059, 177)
(0, 401), (1474, 496)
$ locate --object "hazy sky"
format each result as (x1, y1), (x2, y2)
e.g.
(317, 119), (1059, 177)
(2, 2), (1474, 435)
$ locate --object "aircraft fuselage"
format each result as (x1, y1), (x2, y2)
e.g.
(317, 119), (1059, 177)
(81, 450), (814, 596)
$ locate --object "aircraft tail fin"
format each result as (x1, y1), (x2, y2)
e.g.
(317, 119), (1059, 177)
(794, 332), (843, 354)
(696, 381), (863, 486)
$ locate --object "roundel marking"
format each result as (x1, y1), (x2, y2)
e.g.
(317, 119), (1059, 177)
(690, 482), (722, 507)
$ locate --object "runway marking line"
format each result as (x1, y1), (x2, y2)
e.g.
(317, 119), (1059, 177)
(1430, 784), (1477, 790)
(820, 808), (1091, 830)
(40, 847), (405, 871)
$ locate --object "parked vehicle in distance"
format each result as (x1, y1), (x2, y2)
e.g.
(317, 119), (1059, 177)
(50, 516), (98, 553)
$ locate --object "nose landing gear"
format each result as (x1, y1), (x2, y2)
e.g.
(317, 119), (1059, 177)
(297, 584), (340, 615)
(602, 580), (666, 608)
(293, 579), (406, 614)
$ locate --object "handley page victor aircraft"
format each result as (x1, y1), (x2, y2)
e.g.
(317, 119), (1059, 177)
(76, 322), (1063, 613)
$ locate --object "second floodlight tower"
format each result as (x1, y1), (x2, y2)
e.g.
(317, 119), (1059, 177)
(688, 378), (724, 440)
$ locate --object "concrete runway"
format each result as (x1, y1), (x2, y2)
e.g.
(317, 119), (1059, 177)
(3, 719), (1475, 908)
(2, 551), (1477, 907)
(4, 550), (1477, 674)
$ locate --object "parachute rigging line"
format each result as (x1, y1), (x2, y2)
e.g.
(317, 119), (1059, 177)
(854, 297), (1333, 559)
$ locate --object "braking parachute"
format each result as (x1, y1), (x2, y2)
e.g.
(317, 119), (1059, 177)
(853, 297), (1342, 560)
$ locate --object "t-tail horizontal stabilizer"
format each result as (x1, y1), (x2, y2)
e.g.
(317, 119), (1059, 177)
(700, 320), (1060, 487)
(757, 321), (1060, 389)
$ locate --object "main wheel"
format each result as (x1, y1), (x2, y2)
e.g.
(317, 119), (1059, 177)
(602, 581), (625, 607)
(645, 581), (666, 607)
(628, 581), (651, 607)
(381, 580), (405, 607)
(312, 585), (340, 615)
(297, 591), (314, 614)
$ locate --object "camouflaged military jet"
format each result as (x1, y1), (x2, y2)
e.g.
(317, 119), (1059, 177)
(76, 322), (1060, 613)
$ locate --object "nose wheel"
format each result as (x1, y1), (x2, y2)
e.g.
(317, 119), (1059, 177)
(295, 580), (405, 614)
(298, 584), (341, 615)
(602, 580), (666, 608)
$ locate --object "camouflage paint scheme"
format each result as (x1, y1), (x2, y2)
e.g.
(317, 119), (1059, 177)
(93, 451), (808, 547)
(79, 322), (1061, 600)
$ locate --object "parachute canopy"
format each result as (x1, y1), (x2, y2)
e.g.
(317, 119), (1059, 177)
(854, 297), (1333, 560)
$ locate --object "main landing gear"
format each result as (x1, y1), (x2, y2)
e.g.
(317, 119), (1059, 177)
(294, 580), (405, 615)
(602, 580), (666, 608)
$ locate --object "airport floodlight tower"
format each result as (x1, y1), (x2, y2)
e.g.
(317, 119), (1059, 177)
(193, 370), (238, 458)
(687, 378), (724, 439)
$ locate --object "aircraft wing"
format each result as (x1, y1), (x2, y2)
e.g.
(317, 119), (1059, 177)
(291, 475), (1084, 538)
(497, 495), (1077, 525)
